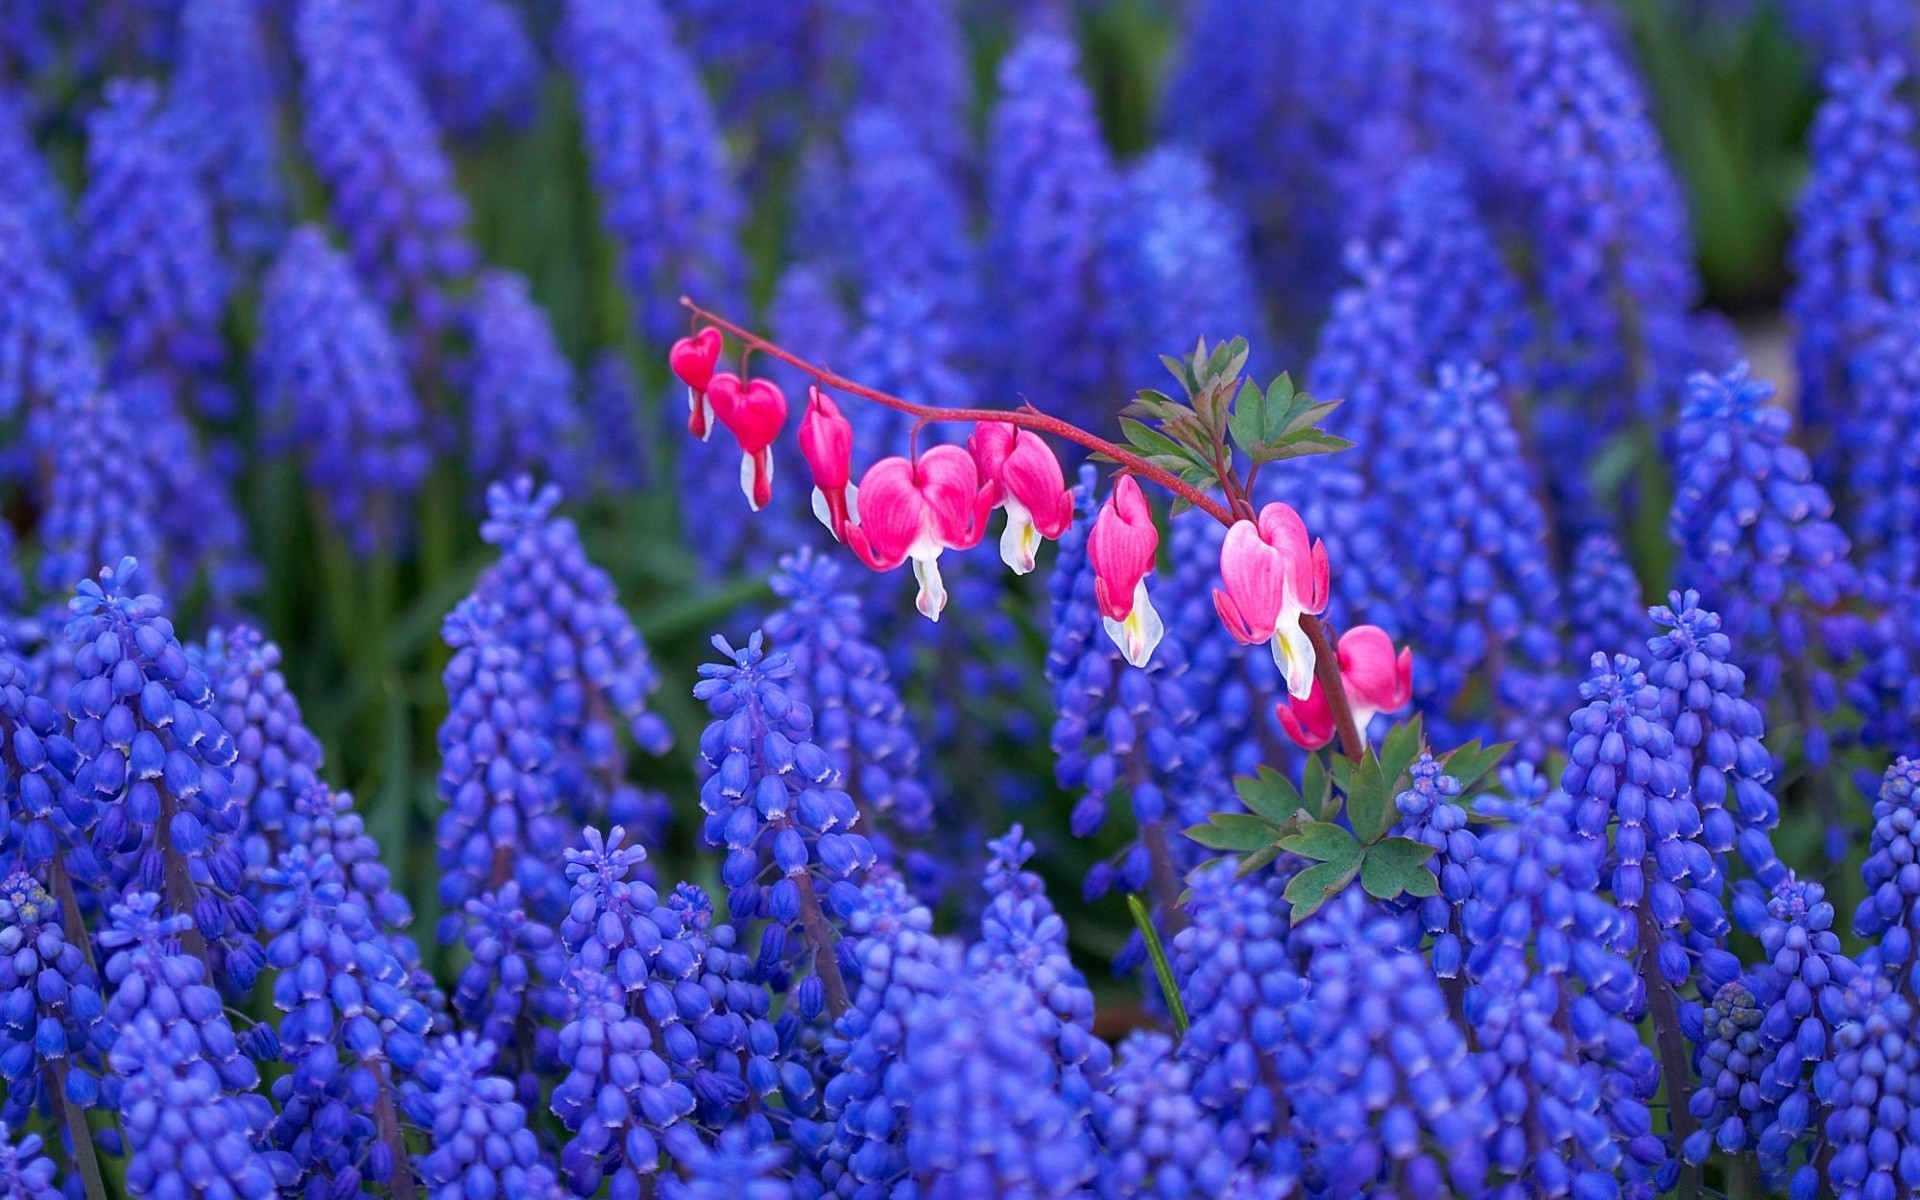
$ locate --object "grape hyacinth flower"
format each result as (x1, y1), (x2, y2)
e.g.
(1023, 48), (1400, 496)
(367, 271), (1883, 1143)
(0, 1122), (59, 1200)
(1815, 974), (1920, 1200)
(403, 1031), (559, 1200)
(0, 88), (73, 270)
(433, 596), (567, 936)
(0, 201), (99, 445)
(466, 270), (585, 497)
(166, 0), (288, 266)
(1567, 532), (1646, 666)
(98, 892), (261, 1096)
(693, 633), (874, 1008)
(664, 1126), (790, 1200)
(377, 0), (540, 138)
(122, 375), (261, 608)
(258, 227), (431, 556)
(1102, 146), (1265, 389)
(560, 0), (744, 345)
(1854, 757), (1920, 986)
(474, 477), (672, 832)
(1644, 594), (1778, 852)
(64, 559), (257, 985)
(1787, 58), (1920, 460)
(0, 870), (109, 1130)
(1835, 306), (1920, 590)
(77, 78), (230, 412)
(839, 105), (978, 328)
(258, 846), (434, 1197)
(1497, 0), (1703, 417)
(1668, 364), (1856, 714)
(109, 1009), (286, 1200)
(0, 635), (94, 874)
(828, 0), (970, 168)
(985, 28), (1117, 424)
(296, 0), (475, 335)
(1094, 1032), (1247, 1199)
(761, 550), (935, 855)
(584, 352), (647, 494)
(191, 626), (325, 877)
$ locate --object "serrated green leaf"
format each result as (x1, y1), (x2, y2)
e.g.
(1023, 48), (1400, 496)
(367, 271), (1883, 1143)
(1302, 754), (1337, 822)
(1278, 821), (1362, 866)
(1360, 837), (1438, 900)
(1380, 716), (1425, 793)
(1236, 843), (1283, 879)
(1442, 739), (1513, 793)
(1159, 354), (1197, 396)
(1127, 894), (1189, 1039)
(1119, 417), (1187, 459)
(1344, 748), (1392, 846)
(1185, 812), (1280, 852)
(1256, 433), (1356, 464)
(1281, 397), (1343, 436)
(1234, 766), (1303, 823)
(1283, 859), (1360, 923)
(1227, 378), (1266, 462)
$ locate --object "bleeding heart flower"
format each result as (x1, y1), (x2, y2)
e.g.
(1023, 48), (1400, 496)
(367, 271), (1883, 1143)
(1212, 502), (1329, 698)
(843, 445), (994, 621)
(969, 422), (1073, 575)
(800, 387), (857, 539)
(1276, 625), (1413, 750)
(1088, 475), (1164, 668)
(708, 375), (788, 511)
(670, 327), (724, 440)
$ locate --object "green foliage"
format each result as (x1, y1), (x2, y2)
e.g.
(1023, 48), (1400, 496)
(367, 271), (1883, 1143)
(1106, 338), (1348, 514)
(1189, 717), (1512, 922)
(1126, 893), (1188, 1039)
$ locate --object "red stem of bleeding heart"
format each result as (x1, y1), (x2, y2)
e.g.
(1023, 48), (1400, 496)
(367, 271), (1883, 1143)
(677, 296), (1364, 761)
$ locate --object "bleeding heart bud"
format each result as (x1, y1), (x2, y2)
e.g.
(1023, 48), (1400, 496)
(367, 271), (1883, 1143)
(800, 388), (856, 538)
(671, 328), (723, 440)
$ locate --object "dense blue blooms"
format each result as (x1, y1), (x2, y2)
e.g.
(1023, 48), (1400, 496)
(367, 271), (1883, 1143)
(1849, 585), (1920, 755)
(1569, 533), (1647, 666)
(0, 634), (90, 874)
(1497, 0), (1703, 418)
(467, 271), (584, 496)
(0, 89), (71, 269)
(986, 29), (1117, 425)
(561, 0), (744, 345)
(585, 352), (648, 495)
(1094, 1031), (1246, 1198)
(1834, 304), (1920, 588)
(375, 0), (540, 137)
(1644, 594), (1778, 851)
(827, 0), (970, 167)
(1786, 58), (1920, 460)
(899, 972), (1099, 1197)
(1398, 362), (1564, 751)
(98, 892), (260, 1095)
(297, 0), (475, 334)
(0, 1122), (60, 1200)
(433, 595), (567, 936)
(1779, 0), (1918, 71)
(475, 477), (672, 832)
(0, 201), (98, 448)
(763, 551), (933, 857)
(665, 1126), (791, 1200)
(1392, 757), (1477, 977)
(1669, 364), (1856, 710)
(552, 964), (701, 1189)
(64, 560), (260, 986)
(191, 626), (325, 878)
(1814, 974), (1920, 1200)
(840, 104), (978, 332)
(0, 870), (108, 1126)
(403, 1031), (560, 1200)
(258, 846), (434, 1196)
(109, 1008), (285, 1200)
(1854, 758), (1920, 985)
(167, 0), (289, 266)
(1047, 471), (1227, 906)
(1102, 147), (1264, 389)
(1305, 242), (1427, 475)
(258, 227), (431, 555)
(77, 78), (230, 411)
(123, 375), (261, 608)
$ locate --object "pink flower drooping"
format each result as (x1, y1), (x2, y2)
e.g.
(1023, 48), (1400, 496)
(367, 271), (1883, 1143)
(707, 374), (788, 511)
(799, 387), (856, 538)
(843, 446), (995, 621)
(1212, 502), (1330, 698)
(1088, 475), (1164, 668)
(1276, 625), (1414, 750)
(670, 327), (723, 440)
(969, 422), (1073, 575)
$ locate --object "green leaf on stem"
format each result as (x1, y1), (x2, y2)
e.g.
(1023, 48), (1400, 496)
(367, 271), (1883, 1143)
(1360, 837), (1439, 900)
(1127, 893), (1189, 1039)
(1283, 859), (1361, 923)
(1441, 739), (1513, 794)
(1185, 812), (1281, 852)
(1234, 765), (1304, 824)
(1278, 821), (1362, 867)
(1343, 749), (1393, 846)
